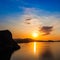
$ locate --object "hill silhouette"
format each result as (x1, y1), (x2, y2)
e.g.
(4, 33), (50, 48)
(14, 38), (60, 43)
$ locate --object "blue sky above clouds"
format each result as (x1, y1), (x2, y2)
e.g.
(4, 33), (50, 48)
(0, 0), (60, 20)
(0, 0), (60, 15)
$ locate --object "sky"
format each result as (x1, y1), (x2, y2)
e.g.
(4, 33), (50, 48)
(0, 0), (60, 40)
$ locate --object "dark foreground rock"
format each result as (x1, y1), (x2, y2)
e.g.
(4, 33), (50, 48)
(0, 30), (20, 60)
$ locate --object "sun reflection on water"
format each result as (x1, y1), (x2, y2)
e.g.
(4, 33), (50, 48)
(34, 42), (36, 54)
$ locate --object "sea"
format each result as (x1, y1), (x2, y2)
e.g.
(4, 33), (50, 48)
(11, 42), (60, 60)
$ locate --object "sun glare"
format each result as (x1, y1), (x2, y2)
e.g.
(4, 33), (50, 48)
(32, 32), (39, 38)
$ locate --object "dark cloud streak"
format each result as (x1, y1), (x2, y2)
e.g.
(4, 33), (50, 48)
(24, 17), (32, 24)
(39, 26), (53, 35)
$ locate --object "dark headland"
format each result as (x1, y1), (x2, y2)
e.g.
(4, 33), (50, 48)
(0, 30), (20, 60)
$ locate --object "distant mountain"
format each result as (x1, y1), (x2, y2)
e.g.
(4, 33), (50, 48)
(14, 38), (60, 43)
(14, 38), (33, 43)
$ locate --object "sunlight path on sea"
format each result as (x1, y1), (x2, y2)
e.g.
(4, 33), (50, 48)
(34, 42), (36, 54)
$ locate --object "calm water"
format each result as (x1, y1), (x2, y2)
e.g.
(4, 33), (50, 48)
(11, 42), (60, 60)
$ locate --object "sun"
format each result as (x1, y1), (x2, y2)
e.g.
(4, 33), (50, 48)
(32, 32), (39, 38)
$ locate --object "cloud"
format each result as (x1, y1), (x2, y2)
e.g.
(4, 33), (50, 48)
(39, 26), (53, 35)
(24, 17), (32, 24)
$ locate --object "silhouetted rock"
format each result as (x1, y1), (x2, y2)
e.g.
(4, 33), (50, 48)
(0, 30), (20, 60)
